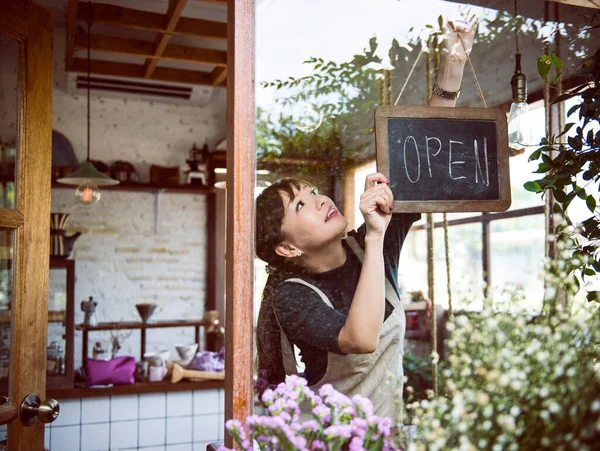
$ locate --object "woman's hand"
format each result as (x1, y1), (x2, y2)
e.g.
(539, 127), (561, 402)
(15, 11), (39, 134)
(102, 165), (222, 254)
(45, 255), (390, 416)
(359, 173), (394, 238)
(430, 20), (477, 107)
(441, 20), (477, 67)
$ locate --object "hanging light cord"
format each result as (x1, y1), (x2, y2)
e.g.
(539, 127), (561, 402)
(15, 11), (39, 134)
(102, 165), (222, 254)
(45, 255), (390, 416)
(86, 0), (93, 162)
(515, 0), (520, 55)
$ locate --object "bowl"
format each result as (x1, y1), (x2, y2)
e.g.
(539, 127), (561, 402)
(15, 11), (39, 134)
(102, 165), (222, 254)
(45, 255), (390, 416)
(136, 303), (157, 323)
(174, 343), (198, 362)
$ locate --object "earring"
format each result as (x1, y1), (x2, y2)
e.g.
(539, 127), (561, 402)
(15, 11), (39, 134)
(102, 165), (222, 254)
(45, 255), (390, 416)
(297, 251), (302, 257)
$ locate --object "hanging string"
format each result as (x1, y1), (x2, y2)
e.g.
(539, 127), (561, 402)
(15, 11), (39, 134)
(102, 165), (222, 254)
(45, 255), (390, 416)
(394, 49), (423, 106)
(86, 0), (93, 162)
(457, 33), (487, 108)
(514, 0), (520, 55)
(443, 214), (453, 316)
(385, 70), (392, 105)
(380, 74), (386, 108)
(425, 44), (438, 397)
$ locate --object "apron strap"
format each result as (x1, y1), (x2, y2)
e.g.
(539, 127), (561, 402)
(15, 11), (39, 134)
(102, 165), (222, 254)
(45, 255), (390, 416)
(345, 235), (403, 311)
(274, 278), (334, 375)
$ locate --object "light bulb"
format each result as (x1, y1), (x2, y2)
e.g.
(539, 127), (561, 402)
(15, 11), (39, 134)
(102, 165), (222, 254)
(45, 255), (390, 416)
(292, 101), (323, 133)
(75, 183), (101, 205)
(508, 53), (530, 151)
(508, 100), (531, 149)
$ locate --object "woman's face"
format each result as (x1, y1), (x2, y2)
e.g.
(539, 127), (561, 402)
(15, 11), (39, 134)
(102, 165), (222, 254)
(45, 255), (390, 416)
(278, 184), (348, 253)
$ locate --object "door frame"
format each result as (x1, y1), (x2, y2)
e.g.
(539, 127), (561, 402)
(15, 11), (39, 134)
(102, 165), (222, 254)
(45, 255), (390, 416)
(0, 1), (53, 449)
(224, 0), (255, 447)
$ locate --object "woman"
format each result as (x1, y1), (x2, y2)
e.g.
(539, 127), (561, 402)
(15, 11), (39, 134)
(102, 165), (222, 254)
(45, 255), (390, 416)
(255, 21), (476, 420)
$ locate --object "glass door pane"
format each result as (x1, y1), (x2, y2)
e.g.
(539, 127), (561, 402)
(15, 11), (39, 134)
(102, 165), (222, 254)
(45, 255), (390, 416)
(0, 33), (19, 210)
(0, 228), (15, 442)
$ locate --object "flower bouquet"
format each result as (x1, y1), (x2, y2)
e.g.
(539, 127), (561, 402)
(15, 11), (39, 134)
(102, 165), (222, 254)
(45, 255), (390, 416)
(219, 375), (399, 451)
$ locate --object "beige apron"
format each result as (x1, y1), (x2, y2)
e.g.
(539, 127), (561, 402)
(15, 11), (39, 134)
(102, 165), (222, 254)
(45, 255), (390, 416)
(275, 236), (405, 423)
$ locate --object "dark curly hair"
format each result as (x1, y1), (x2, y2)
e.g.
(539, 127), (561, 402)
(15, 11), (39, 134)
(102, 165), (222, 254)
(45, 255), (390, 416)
(255, 178), (313, 388)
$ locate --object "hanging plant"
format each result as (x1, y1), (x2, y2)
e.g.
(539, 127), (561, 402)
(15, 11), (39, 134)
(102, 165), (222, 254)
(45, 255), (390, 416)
(524, 47), (600, 303)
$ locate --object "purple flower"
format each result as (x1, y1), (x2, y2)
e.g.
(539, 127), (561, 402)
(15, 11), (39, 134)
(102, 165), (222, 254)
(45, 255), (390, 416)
(301, 420), (320, 433)
(262, 389), (275, 405)
(324, 424), (354, 439)
(311, 440), (327, 450)
(349, 436), (365, 451)
(352, 395), (374, 417)
(312, 404), (332, 423)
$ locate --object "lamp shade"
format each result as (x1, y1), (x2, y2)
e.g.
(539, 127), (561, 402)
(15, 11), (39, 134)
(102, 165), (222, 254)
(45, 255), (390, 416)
(56, 161), (120, 186)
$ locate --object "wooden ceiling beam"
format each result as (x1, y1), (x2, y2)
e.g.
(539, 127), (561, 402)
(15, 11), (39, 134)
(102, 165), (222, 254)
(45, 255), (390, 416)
(65, 0), (78, 71)
(144, 0), (188, 78)
(72, 58), (222, 87)
(73, 32), (227, 66)
(76, 2), (227, 40)
(547, 0), (600, 8)
(211, 67), (227, 86)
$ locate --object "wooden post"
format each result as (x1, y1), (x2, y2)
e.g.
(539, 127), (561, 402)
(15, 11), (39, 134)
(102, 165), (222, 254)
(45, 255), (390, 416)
(224, 0), (255, 447)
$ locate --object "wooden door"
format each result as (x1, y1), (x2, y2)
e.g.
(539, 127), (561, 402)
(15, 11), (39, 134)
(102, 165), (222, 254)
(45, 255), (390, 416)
(0, 1), (55, 450)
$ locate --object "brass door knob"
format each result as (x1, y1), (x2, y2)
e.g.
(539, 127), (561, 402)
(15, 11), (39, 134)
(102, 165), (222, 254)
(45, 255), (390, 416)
(19, 394), (60, 426)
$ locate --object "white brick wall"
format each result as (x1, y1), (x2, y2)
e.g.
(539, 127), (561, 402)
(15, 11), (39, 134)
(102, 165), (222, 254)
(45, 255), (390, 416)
(51, 190), (209, 368)
(49, 27), (226, 368)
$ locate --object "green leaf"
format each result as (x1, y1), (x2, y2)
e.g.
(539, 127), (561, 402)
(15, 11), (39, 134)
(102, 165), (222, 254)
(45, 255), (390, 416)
(538, 55), (552, 79)
(534, 162), (552, 173)
(550, 55), (563, 69)
(586, 195), (597, 213)
(541, 153), (553, 166)
(553, 203), (563, 214)
(584, 268), (596, 276)
(567, 135), (582, 151)
(586, 291), (600, 303)
(528, 148), (542, 162)
(583, 170), (594, 180)
(553, 190), (567, 202)
(523, 181), (542, 193)
(567, 103), (580, 117)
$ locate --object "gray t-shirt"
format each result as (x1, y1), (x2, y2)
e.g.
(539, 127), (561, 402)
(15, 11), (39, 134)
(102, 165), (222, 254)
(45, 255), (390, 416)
(273, 213), (419, 385)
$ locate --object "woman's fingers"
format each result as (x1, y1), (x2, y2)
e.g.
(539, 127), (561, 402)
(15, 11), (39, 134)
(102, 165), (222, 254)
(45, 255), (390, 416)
(364, 172), (389, 190)
(361, 181), (395, 214)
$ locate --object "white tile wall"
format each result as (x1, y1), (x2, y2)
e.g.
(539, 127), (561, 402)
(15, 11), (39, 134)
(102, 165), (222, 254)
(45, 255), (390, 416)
(111, 395), (139, 422)
(82, 398), (111, 424)
(166, 416), (192, 444)
(139, 418), (167, 448)
(167, 392), (193, 418)
(47, 389), (223, 451)
(140, 393), (167, 420)
(81, 423), (110, 451)
(110, 420), (138, 450)
(51, 424), (81, 451)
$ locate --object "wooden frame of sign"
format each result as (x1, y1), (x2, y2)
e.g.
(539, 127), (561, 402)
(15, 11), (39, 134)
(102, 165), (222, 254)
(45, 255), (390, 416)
(375, 105), (511, 213)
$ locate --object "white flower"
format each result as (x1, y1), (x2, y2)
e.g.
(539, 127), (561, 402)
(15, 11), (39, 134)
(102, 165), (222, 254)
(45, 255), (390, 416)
(539, 387), (549, 397)
(483, 405), (493, 418)
(510, 406), (521, 417)
(482, 420), (492, 431)
(476, 392), (489, 405)
(431, 351), (439, 365)
(510, 380), (523, 391)
(592, 400), (600, 413)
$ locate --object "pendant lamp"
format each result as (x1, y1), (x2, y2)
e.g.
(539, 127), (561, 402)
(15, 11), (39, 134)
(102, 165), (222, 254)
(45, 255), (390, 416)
(507, 0), (530, 155)
(57, 0), (119, 204)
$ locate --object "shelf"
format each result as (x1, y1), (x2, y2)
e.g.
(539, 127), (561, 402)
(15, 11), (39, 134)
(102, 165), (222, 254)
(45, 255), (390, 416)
(47, 379), (224, 400)
(76, 318), (214, 331)
(52, 181), (215, 195)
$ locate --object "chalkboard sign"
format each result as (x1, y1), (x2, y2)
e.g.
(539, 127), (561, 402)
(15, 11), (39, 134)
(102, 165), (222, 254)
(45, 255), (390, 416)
(375, 106), (511, 213)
